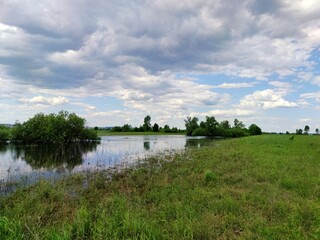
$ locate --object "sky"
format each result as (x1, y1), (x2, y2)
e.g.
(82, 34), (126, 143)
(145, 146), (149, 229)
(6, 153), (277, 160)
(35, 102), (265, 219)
(0, 0), (320, 132)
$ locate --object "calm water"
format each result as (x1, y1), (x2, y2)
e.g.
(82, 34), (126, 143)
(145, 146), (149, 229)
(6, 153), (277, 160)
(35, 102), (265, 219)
(0, 135), (212, 191)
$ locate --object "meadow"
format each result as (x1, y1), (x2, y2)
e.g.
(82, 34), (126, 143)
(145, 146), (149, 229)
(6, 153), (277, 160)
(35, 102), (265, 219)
(0, 134), (319, 239)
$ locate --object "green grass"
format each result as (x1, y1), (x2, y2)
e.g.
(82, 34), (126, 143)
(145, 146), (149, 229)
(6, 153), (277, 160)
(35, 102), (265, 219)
(97, 130), (185, 136)
(1, 134), (320, 239)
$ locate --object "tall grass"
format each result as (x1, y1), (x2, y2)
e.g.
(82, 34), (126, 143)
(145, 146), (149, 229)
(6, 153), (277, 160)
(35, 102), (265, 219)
(0, 135), (319, 239)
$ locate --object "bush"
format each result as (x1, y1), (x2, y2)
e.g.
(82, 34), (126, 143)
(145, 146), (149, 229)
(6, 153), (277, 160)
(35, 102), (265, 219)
(192, 127), (207, 136)
(248, 124), (262, 135)
(204, 170), (217, 183)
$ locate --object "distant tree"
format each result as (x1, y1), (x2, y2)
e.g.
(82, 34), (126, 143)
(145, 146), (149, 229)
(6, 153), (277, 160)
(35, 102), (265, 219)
(205, 116), (219, 136)
(248, 124), (262, 135)
(122, 124), (132, 132)
(316, 128), (319, 134)
(185, 117), (199, 136)
(93, 126), (99, 131)
(143, 115), (152, 131)
(296, 129), (303, 135)
(171, 127), (178, 133)
(199, 121), (206, 129)
(220, 120), (231, 129)
(304, 125), (310, 135)
(285, 131), (290, 135)
(233, 119), (245, 129)
(163, 124), (172, 133)
(153, 123), (159, 132)
(111, 126), (122, 132)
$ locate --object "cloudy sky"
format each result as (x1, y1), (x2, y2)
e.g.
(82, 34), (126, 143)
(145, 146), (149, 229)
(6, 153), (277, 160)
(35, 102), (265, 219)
(0, 0), (320, 132)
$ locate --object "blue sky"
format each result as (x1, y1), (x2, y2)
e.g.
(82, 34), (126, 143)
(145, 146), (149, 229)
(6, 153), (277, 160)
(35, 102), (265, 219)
(0, 0), (319, 132)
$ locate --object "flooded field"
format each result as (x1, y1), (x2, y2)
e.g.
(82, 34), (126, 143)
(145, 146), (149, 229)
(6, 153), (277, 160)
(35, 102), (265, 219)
(0, 135), (213, 193)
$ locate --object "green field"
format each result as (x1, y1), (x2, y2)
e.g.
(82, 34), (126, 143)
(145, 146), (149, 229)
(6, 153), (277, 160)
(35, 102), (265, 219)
(1, 135), (319, 239)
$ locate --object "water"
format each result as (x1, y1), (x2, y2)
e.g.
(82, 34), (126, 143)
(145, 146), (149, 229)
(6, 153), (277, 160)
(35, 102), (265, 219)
(0, 135), (212, 193)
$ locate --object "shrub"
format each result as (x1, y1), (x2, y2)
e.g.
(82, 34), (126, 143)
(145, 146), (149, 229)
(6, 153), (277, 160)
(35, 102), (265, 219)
(204, 170), (217, 182)
(192, 127), (207, 136)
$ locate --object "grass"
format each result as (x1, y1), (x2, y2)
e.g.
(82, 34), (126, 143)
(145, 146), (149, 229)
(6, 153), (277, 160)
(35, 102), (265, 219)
(0, 134), (320, 239)
(97, 130), (185, 136)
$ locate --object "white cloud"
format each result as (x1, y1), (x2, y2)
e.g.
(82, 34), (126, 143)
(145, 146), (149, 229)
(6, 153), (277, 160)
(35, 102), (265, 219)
(300, 92), (320, 102)
(20, 96), (69, 106)
(212, 82), (258, 89)
(240, 89), (298, 109)
(0, 1), (320, 131)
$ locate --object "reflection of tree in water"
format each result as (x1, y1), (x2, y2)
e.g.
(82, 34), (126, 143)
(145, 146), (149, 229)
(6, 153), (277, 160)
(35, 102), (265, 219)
(0, 143), (7, 153)
(143, 141), (150, 150)
(12, 142), (98, 170)
(185, 138), (212, 148)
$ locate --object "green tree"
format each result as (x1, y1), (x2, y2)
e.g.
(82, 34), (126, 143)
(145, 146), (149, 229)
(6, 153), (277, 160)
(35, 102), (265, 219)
(233, 119), (245, 129)
(0, 125), (10, 142)
(11, 111), (99, 144)
(248, 124), (262, 135)
(122, 124), (132, 132)
(205, 116), (219, 136)
(185, 117), (199, 136)
(304, 125), (310, 135)
(316, 128), (319, 134)
(143, 115), (152, 131)
(296, 129), (303, 135)
(220, 120), (231, 129)
(153, 123), (159, 132)
(163, 124), (172, 133)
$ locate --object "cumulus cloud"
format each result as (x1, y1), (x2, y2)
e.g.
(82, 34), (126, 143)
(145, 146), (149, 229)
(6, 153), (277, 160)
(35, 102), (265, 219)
(0, 0), (320, 130)
(1, 0), (320, 89)
(240, 89), (298, 109)
(20, 96), (69, 106)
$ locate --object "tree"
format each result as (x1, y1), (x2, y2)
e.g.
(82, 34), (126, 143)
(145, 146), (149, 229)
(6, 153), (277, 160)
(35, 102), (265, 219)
(233, 119), (245, 129)
(248, 124), (262, 135)
(122, 124), (132, 132)
(163, 124), (171, 133)
(11, 111), (99, 144)
(296, 129), (303, 135)
(0, 125), (10, 142)
(316, 128), (319, 135)
(143, 115), (151, 131)
(205, 116), (219, 136)
(184, 117), (199, 136)
(220, 120), (231, 129)
(153, 123), (159, 132)
(304, 125), (310, 135)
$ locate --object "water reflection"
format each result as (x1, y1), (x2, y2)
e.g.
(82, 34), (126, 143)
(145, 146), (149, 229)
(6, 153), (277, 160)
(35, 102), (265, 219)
(0, 136), (213, 190)
(143, 141), (150, 150)
(13, 143), (97, 169)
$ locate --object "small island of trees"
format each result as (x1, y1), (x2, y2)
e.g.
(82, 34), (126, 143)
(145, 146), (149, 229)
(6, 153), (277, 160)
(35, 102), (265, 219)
(0, 111), (100, 144)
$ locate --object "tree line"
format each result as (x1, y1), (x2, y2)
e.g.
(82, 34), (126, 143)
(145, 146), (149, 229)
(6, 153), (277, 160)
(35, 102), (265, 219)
(295, 125), (319, 135)
(108, 115), (184, 134)
(185, 116), (262, 137)
(0, 111), (99, 144)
